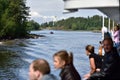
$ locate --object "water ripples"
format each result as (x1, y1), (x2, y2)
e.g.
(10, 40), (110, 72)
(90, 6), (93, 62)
(0, 30), (102, 80)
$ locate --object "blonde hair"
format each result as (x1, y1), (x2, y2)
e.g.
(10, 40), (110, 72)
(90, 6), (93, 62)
(53, 50), (73, 65)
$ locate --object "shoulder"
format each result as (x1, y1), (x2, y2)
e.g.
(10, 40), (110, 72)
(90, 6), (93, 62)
(41, 74), (58, 80)
(60, 65), (71, 75)
(89, 53), (95, 58)
(90, 53), (102, 61)
(112, 47), (120, 58)
(60, 64), (81, 80)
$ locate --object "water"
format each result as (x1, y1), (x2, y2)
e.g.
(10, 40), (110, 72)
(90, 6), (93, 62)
(0, 30), (102, 80)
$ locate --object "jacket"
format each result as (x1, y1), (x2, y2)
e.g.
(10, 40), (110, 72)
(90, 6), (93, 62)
(60, 64), (81, 80)
(88, 47), (120, 80)
(41, 74), (58, 80)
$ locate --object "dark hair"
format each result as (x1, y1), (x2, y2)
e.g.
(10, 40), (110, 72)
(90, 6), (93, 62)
(103, 38), (113, 47)
(85, 45), (94, 53)
(53, 50), (73, 65)
(32, 59), (50, 75)
(99, 41), (102, 44)
(115, 25), (119, 30)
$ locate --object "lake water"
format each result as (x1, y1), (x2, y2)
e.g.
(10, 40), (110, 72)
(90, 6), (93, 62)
(0, 30), (102, 80)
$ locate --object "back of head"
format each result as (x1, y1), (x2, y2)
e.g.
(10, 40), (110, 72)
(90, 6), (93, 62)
(85, 45), (94, 53)
(32, 59), (50, 75)
(54, 50), (73, 65)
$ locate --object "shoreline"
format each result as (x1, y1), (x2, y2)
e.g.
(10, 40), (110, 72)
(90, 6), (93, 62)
(0, 33), (46, 42)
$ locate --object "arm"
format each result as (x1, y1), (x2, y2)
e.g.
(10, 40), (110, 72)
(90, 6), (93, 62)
(113, 31), (119, 37)
(89, 58), (96, 74)
(84, 58), (96, 79)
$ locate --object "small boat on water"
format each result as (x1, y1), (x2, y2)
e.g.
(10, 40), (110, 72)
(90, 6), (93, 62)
(50, 31), (54, 34)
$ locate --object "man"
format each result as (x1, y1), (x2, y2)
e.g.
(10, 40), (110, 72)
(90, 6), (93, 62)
(87, 38), (120, 80)
(29, 59), (58, 80)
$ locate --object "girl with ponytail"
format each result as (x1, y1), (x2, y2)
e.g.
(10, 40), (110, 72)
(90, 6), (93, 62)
(53, 50), (81, 80)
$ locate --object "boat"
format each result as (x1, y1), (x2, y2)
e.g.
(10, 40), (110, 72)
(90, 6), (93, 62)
(50, 31), (54, 34)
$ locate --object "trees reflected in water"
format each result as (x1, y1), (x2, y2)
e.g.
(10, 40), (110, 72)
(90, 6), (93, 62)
(0, 50), (26, 80)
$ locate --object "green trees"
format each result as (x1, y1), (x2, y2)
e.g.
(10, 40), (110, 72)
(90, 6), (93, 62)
(40, 15), (114, 31)
(27, 20), (40, 30)
(0, 0), (29, 39)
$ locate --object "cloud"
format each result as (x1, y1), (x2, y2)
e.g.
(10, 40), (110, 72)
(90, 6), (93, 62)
(29, 11), (57, 20)
(29, 11), (42, 18)
(26, 0), (105, 24)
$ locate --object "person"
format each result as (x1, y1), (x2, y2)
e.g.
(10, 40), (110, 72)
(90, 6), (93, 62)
(98, 41), (103, 56)
(113, 25), (120, 48)
(53, 50), (81, 80)
(87, 38), (120, 80)
(84, 45), (102, 79)
(29, 59), (58, 80)
(101, 26), (111, 40)
(101, 26), (108, 40)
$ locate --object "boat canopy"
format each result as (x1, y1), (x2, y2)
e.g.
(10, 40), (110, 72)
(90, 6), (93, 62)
(62, 0), (120, 24)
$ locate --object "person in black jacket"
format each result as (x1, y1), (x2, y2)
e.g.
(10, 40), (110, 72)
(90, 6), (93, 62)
(87, 38), (120, 80)
(53, 50), (81, 80)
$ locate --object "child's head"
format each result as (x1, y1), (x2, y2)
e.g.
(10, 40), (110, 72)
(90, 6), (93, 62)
(85, 45), (94, 55)
(53, 50), (73, 69)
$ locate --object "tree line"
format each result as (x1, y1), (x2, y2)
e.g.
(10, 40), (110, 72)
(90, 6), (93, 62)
(40, 15), (116, 31)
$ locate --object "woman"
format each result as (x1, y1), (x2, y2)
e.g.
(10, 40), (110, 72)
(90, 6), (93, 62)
(84, 45), (102, 79)
(113, 25), (120, 48)
(53, 50), (81, 80)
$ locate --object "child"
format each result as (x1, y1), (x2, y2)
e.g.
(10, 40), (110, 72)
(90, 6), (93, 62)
(53, 50), (81, 80)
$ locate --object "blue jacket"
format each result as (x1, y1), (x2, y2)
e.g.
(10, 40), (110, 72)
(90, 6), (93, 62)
(41, 74), (58, 80)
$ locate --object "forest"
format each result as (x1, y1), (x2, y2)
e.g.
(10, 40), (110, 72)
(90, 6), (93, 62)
(40, 15), (116, 31)
(0, 0), (30, 39)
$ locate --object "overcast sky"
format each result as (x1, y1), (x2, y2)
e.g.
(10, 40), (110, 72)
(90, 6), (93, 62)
(26, 0), (104, 24)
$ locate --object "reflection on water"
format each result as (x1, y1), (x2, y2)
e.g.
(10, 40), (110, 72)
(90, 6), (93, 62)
(0, 30), (102, 80)
(0, 50), (29, 80)
(0, 39), (31, 80)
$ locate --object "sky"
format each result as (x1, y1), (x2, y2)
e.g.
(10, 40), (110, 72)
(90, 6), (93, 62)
(26, 0), (105, 24)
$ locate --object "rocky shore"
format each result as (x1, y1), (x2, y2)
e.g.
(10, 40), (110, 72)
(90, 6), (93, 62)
(0, 33), (45, 42)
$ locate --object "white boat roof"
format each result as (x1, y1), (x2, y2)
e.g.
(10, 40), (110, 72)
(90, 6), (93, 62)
(63, 0), (120, 24)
